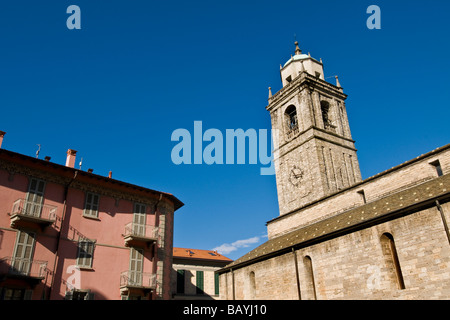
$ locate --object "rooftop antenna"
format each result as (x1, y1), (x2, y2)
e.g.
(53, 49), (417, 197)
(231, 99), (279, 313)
(79, 157), (83, 170)
(36, 144), (41, 159)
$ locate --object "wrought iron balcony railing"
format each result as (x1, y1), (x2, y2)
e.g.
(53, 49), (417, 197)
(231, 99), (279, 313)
(123, 223), (158, 241)
(119, 271), (156, 289)
(11, 199), (57, 222)
(0, 257), (47, 279)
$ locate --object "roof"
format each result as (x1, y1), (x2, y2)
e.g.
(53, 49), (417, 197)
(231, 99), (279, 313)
(0, 148), (184, 210)
(218, 172), (450, 273)
(283, 53), (319, 67)
(173, 247), (233, 262)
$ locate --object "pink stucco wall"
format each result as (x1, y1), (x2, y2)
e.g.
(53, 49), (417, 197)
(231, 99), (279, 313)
(0, 154), (177, 300)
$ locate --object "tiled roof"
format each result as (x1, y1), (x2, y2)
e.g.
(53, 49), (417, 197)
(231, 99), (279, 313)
(173, 247), (233, 262)
(219, 173), (449, 272)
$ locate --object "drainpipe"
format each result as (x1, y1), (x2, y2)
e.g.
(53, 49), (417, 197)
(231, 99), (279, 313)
(436, 200), (450, 245)
(152, 193), (163, 300)
(292, 247), (301, 300)
(48, 170), (78, 299)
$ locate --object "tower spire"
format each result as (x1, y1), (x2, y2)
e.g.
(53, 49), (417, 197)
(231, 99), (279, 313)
(294, 41), (302, 55)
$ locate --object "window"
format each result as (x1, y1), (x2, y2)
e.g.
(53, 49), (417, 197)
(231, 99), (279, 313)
(25, 178), (46, 217)
(64, 289), (94, 300)
(303, 256), (317, 300)
(12, 231), (36, 276)
(133, 203), (146, 237)
(177, 269), (185, 294)
(1, 288), (33, 300)
(380, 233), (405, 290)
(430, 160), (443, 177)
(286, 75), (292, 83)
(129, 248), (144, 286)
(83, 192), (99, 218)
(249, 271), (256, 299)
(320, 101), (331, 129)
(357, 190), (367, 204)
(214, 273), (220, 296)
(315, 72), (321, 78)
(285, 105), (299, 137)
(77, 239), (95, 268)
(196, 271), (204, 294)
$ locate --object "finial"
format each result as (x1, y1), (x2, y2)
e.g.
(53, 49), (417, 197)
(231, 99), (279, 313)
(268, 87), (272, 98)
(308, 52), (311, 57)
(320, 58), (323, 63)
(335, 76), (341, 88)
(294, 41), (302, 55)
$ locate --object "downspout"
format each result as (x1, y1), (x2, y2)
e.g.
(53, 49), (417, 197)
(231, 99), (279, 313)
(231, 268), (235, 300)
(48, 170), (78, 299)
(436, 200), (450, 245)
(292, 247), (301, 300)
(152, 193), (163, 300)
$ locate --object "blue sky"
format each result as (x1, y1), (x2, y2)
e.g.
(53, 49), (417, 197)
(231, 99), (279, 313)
(0, 1), (449, 260)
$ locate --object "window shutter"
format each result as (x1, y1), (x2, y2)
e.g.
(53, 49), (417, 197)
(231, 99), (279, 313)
(177, 269), (185, 294)
(24, 290), (33, 300)
(196, 271), (204, 294)
(64, 291), (73, 300)
(214, 273), (219, 295)
(84, 193), (99, 218)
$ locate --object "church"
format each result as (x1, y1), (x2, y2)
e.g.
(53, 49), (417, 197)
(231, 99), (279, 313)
(217, 42), (450, 300)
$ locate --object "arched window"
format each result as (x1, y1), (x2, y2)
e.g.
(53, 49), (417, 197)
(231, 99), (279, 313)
(303, 256), (317, 300)
(285, 105), (298, 138)
(320, 101), (331, 129)
(249, 271), (256, 299)
(380, 233), (405, 290)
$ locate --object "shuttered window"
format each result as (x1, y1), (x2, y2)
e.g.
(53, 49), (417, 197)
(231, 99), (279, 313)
(133, 203), (146, 236)
(177, 269), (185, 294)
(83, 192), (99, 218)
(25, 178), (46, 217)
(12, 231), (36, 275)
(77, 240), (95, 268)
(214, 273), (219, 295)
(196, 271), (204, 294)
(129, 248), (144, 286)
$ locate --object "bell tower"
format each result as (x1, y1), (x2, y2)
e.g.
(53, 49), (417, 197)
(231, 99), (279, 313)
(267, 41), (362, 216)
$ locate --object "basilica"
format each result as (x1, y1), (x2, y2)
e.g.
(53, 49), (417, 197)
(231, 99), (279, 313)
(217, 42), (450, 300)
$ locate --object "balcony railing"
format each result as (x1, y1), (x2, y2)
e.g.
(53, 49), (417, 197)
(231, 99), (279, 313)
(11, 199), (57, 222)
(123, 223), (158, 247)
(120, 271), (156, 289)
(0, 257), (47, 279)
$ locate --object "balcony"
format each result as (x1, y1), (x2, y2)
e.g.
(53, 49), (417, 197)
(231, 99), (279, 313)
(119, 271), (156, 295)
(122, 222), (158, 248)
(0, 257), (47, 285)
(9, 199), (57, 230)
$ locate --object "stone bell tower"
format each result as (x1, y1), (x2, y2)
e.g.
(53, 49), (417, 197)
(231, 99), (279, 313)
(267, 41), (362, 216)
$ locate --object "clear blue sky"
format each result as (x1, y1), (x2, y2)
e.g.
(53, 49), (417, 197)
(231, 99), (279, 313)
(0, 1), (449, 260)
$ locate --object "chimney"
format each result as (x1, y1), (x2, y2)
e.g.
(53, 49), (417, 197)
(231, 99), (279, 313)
(0, 131), (5, 149)
(65, 149), (77, 168)
(44, 156), (51, 162)
(108, 171), (112, 178)
(87, 168), (94, 173)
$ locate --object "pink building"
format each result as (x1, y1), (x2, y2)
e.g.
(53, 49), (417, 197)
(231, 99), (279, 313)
(0, 131), (183, 300)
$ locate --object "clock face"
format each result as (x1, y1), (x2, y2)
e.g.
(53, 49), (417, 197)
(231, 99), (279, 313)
(289, 165), (303, 187)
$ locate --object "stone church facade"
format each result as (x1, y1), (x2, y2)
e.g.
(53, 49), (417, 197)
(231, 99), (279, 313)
(217, 42), (450, 300)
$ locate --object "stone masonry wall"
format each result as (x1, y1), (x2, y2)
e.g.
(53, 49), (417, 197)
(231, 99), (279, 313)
(221, 201), (450, 299)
